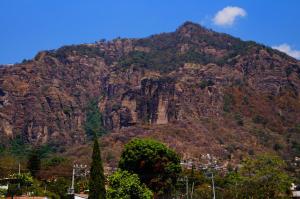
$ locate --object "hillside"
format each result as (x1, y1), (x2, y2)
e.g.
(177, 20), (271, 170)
(1, 21), (300, 169)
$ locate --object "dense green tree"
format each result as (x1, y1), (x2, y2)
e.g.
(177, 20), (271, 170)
(9, 135), (31, 157)
(84, 100), (105, 138)
(193, 184), (212, 199)
(224, 154), (292, 199)
(88, 136), (106, 199)
(0, 188), (7, 197)
(118, 138), (181, 196)
(12, 172), (34, 186)
(27, 148), (41, 178)
(107, 170), (153, 199)
(47, 177), (70, 199)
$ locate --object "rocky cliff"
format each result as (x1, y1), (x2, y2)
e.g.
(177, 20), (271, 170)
(1, 22), (300, 164)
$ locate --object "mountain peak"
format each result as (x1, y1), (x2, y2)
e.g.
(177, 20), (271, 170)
(1, 20), (300, 170)
(176, 21), (208, 34)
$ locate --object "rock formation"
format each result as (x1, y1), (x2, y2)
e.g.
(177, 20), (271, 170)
(1, 22), (300, 163)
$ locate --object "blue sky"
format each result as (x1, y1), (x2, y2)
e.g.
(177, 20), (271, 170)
(1, 0), (300, 64)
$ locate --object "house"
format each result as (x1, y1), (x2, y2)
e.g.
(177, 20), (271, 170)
(291, 183), (300, 198)
(74, 194), (88, 199)
(0, 185), (8, 190)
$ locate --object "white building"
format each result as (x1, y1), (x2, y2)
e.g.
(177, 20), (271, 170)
(291, 183), (300, 198)
(74, 194), (88, 199)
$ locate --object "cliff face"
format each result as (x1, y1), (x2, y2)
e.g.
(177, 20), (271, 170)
(100, 76), (179, 129)
(1, 22), (300, 161)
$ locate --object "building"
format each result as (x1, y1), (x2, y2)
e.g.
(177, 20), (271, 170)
(74, 194), (88, 199)
(291, 183), (300, 198)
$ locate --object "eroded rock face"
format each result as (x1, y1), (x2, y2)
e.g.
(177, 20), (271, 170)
(100, 76), (179, 129)
(0, 22), (300, 162)
(0, 55), (107, 144)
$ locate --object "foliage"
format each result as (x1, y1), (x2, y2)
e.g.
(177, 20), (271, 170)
(27, 148), (41, 178)
(273, 143), (283, 151)
(84, 99), (106, 138)
(46, 177), (71, 199)
(193, 184), (213, 199)
(5, 174), (58, 198)
(107, 170), (153, 199)
(224, 154), (292, 198)
(25, 179), (48, 197)
(252, 115), (268, 126)
(42, 156), (66, 168)
(75, 179), (89, 194)
(11, 172), (34, 186)
(181, 49), (215, 65)
(199, 79), (214, 90)
(51, 45), (105, 64)
(5, 173), (35, 197)
(6, 184), (22, 197)
(0, 154), (20, 177)
(223, 93), (235, 112)
(0, 188), (7, 197)
(175, 168), (209, 199)
(2, 135), (55, 161)
(88, 137), (106, 199)
(118, 138), (181, 196)
(115, 23), (260, 73)
(37, 144), (56, 158)
(8, 135), (31, 157)
(291, 141), (300, 155)
(118, 48), (223, 73)
(234, 113), (244, 126)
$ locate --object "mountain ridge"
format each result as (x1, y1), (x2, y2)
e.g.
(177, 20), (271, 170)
(0, 21), (300, 169)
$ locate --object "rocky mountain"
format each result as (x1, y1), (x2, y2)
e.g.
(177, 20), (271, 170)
(1, 22), (300, 166)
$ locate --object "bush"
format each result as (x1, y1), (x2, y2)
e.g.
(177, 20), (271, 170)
(0, 188), (7, 197)
(234, 113), (244, 126)
(46, 177), (71, 199)
(223, 93), (235, 112)
(11, 172), (33, 186)
(107, 170), (153, 199)
(9, 135), (31, 157)
(27, 149), (41, 178)
(291, 141), (300, 155)
(199, 79), (214, 89)
(52, 45), (105, 63)
(273, 143), (283, 151)
(223, 155), (292, 198)
(84, 99), (106, 138)
(43, 156), (66, 168)
(252, 115), (268, 126)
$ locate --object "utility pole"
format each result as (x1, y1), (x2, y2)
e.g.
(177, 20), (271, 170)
(185, 176), (189, 199)
(191, 181), (194, 199)
(18, 162), (21, 189)
(211, 172), (216, 199)
(68, 165), (75, 195)
(71, 165), (75, 193)
(68, 163), (88, 197)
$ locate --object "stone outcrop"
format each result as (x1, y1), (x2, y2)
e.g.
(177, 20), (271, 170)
(0, 22), (300, 162)
(100, 76), (179, 129)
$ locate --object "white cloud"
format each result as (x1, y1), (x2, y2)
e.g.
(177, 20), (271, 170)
(213, 6), (247, 26)
(272, 44), (300, 59)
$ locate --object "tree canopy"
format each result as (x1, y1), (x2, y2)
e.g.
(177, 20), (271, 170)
(107, 170), (153, 199)
(88, 137), (106, 199)
(223, 154), (292, 198)
(27, 148), (41, 178)
(118, 138), (181, 196)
